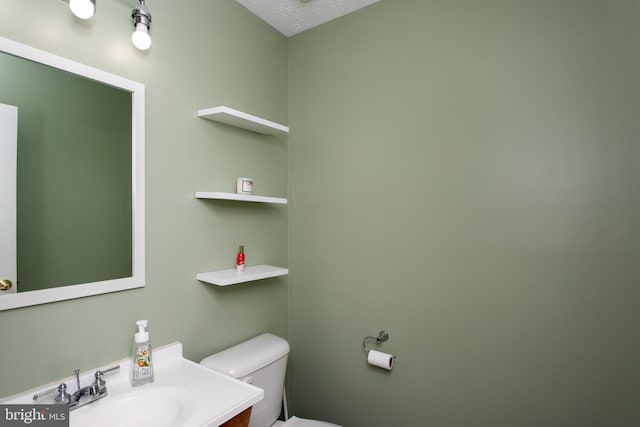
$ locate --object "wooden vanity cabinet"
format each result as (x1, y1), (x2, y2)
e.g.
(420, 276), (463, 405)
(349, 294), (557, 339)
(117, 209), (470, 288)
(220, 407), (252, 427)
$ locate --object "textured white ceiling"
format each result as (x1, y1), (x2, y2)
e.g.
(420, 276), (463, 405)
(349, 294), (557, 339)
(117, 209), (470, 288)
(235, 0), (382, 37)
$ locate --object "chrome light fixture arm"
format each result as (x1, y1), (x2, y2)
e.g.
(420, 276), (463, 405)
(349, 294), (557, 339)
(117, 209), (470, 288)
(131, 0), (152, 50)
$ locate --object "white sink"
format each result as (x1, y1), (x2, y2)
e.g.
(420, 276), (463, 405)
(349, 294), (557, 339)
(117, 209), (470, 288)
(1, 342), (263, 427)
(71, 387), (195, 427)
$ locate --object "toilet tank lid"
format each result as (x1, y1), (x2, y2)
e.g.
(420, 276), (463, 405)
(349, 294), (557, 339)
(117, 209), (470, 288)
(200, 333), (290, 379)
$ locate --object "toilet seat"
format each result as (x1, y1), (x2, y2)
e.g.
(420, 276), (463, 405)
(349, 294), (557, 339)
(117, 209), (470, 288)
(278, 416), (341, 427)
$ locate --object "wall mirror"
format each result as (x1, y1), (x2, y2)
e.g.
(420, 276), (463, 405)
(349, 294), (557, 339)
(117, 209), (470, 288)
(0, 36), (145, 311)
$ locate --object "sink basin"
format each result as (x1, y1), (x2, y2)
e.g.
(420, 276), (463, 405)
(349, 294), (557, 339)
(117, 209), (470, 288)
(1, 342), (263, 427)
(71, 387), (195, 427)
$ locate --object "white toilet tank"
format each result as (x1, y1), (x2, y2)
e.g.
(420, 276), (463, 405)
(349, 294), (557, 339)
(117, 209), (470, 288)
(200, 333), (290, 427)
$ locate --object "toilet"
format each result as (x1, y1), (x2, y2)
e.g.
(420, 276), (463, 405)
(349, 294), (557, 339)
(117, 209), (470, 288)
(200, 333), (340, 427)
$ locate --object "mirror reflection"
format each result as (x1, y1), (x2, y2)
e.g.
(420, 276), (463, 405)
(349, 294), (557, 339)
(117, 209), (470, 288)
(0, 36), (145, 310)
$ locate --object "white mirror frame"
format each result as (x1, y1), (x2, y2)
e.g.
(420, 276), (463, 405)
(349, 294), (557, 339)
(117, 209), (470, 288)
(0, 36), (145, 311)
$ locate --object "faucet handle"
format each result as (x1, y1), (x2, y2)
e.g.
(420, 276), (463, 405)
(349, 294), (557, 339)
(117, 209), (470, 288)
(96, 365), (120, 378)
(95, 365), (120, 380)
(33, 383), (70, 404)
(92, 365), (120, 396)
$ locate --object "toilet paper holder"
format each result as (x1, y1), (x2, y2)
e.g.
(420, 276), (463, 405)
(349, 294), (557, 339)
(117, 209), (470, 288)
(362, 330), (390, 353)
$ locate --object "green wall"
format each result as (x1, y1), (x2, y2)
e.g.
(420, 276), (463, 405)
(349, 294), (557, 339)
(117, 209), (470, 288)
(1, 1), (639, 426)
(288, 1), (639, 426)
(0, 0), (288, 396)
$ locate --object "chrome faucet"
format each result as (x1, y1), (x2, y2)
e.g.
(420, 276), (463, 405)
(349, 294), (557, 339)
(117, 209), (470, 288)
(32, 382), (71, 405)
(33, 365), (119, 411)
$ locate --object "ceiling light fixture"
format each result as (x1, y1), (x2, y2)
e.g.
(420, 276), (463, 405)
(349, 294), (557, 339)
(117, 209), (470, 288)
(68, 0), (96, 19)
(131, 0), (152, 51)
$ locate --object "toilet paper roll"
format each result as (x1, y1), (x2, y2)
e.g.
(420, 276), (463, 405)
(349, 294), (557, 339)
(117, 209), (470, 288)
(367, 349), (395, 370)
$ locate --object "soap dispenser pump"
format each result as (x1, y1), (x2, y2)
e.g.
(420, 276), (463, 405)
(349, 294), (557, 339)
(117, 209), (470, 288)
(131, 320), (154, 387)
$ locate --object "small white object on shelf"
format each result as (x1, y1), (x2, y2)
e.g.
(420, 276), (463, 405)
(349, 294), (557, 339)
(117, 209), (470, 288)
(197, 106), (289, 135)
(195, 192), (287, 205)
(236, 177), (254, 195)
(197, 265), (289, 286)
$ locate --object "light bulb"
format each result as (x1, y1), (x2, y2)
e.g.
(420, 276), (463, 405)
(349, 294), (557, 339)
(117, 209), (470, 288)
(69, 0), (95, 20)
(131, 23), (152, 50)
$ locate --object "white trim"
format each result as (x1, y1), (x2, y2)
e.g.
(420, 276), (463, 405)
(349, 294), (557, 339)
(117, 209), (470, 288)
(0, 36), (145, 311)
(197, 265), (288, 286)
(197, 106), (289, 135)
(195, 191), (287, 204)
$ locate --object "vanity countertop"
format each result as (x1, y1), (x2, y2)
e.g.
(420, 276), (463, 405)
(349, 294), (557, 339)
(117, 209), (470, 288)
(1, 342), (264, 427)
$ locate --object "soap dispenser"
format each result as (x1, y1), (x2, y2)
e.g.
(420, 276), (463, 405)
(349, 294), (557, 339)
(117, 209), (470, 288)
(131, 320), (154, 387)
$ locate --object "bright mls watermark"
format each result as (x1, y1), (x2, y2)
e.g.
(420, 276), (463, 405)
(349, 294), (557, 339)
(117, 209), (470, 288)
(0, 405), (68, 426)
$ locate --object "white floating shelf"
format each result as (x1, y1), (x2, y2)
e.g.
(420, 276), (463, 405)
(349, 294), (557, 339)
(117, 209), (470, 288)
(197, 265), (289, 286)
(197, 106), (289, 136)
(195, 192), (287, 204)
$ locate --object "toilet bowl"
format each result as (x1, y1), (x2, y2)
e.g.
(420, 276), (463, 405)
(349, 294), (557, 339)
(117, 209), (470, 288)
(200, 333), (340, 427)
(274, 416), (339, 426)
